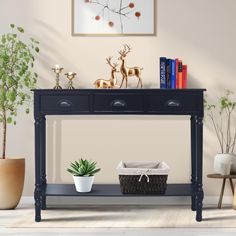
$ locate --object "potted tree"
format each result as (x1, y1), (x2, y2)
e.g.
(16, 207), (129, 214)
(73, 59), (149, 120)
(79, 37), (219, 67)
(0, 25), (39, 209)
(67, 158), (101, 192)
(206, 90), (236, 174)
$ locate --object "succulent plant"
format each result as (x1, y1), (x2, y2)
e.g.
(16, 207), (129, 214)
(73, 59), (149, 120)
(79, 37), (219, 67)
(67, 158), (101, 177)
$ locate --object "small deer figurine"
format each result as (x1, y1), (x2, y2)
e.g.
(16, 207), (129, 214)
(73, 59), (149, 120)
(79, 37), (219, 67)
(94, 57), (119, 89)
(118, 44), (143, 88)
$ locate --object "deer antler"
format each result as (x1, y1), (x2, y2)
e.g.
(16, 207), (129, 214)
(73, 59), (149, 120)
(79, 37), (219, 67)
(106, 56), (113, 67)
(118, 44), (131, 57)
(106, 57), (118, 69)
(118, 48), (125, 57)
(124, 44), (131, 54)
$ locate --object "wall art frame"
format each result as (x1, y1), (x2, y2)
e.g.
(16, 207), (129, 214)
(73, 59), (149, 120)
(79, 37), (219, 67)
(72, 0), (156, 36)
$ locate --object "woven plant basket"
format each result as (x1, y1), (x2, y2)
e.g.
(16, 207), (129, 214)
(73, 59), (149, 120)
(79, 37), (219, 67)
(117, 161), (170, 194)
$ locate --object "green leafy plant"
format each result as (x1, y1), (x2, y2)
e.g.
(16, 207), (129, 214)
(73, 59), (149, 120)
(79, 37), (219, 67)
(0, 24), (39, 159)
(205, 90), (236, 153)
(67, 158), (101, 176)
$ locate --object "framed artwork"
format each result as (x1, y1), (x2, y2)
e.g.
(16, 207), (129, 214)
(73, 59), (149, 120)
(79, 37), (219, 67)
(72, 0), (156, 36)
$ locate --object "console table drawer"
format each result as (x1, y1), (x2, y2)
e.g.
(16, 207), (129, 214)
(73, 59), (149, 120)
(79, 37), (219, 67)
(149, 94), (199, 112)
(40, 95), (89, 113)
(94, 94), (144, 112)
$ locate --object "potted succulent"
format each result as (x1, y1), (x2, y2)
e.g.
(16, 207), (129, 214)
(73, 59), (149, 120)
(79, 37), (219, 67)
(0, 25), (39, 209)
(206, 90), (236, 174)
(67, 158), (101, 192)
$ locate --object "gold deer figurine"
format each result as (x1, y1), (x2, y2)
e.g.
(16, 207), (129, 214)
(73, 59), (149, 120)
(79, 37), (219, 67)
(94, 57), (119, 89)
(118, 44), (143, 88)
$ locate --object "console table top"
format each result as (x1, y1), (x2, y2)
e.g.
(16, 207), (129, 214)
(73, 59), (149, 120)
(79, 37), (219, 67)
(33, 88), (206, 92)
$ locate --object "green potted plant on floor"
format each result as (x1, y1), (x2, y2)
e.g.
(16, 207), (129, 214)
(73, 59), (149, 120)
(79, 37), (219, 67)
(0, 24), (39, 209)
(206, 90), (236, 174)
(67, 158), (101, 192)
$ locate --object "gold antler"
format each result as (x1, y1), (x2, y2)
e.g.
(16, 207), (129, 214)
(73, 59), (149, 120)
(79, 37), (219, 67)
(118, 48), (125, 57)
(106, 56), (113, 67)
(118, 44), (131, 57)
(106, 57), (118, 69)
(124, 44), (131, 54)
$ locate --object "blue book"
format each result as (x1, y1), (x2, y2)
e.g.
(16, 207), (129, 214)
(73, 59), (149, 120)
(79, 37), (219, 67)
(171, 59), (176, 88)
(160, 57), (167, 88)
(166, 59), (172, 88)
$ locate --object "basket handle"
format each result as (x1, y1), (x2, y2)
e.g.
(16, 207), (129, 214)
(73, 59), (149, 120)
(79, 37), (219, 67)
(138, 170), (150, 183)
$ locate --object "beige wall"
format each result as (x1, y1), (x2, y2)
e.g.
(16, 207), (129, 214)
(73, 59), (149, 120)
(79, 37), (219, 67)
(1, 0), (236, 199)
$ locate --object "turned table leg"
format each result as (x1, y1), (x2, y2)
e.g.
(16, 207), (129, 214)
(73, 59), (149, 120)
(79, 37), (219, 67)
(195, 116), (203, 222)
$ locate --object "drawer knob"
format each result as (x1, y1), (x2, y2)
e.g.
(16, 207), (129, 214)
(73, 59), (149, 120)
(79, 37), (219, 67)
(111, 99), (127, 107)
(166, 99), (181, 107)
(58, 100), (72, 108)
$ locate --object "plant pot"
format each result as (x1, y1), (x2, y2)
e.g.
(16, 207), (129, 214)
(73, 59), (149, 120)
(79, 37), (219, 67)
(214, 153), (236, 175)
(230, 153), (236, 174)
(73, 176), (94, 193)
(0, 158), (25, 209)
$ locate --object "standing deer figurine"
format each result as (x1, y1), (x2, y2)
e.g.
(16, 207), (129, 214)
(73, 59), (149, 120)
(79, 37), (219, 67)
(118, 44), (143, 88)
(94, 57), (119, 89)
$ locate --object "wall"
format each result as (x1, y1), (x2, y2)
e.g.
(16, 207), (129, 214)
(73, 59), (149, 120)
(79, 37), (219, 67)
(1, 0), (236, 201)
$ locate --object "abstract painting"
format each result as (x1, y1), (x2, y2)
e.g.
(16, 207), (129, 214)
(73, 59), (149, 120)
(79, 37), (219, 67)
(72, 0), (156, 36)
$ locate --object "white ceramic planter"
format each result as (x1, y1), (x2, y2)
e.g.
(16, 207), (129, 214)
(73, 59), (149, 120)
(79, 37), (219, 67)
(214, 153), (236, 175)
(73, 176), (94, 192)
(231, 153), (236, 174)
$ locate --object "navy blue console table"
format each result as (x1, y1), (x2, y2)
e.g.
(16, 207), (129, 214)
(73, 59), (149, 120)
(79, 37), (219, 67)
(33, 89), (205, 222)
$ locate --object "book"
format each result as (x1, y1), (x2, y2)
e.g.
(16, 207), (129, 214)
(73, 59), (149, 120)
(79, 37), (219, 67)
(160, 57), (167, 88)
(166, 59), (172, 88)
(160, 57), (187, 89)
(182, 65), (187, 88)
(175, 59), (179, 88)
(178, 60), (183, 89)
(171, 59), (176, 89)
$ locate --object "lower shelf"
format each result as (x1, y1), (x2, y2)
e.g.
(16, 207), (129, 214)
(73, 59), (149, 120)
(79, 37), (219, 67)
(44, 184), (192, 197)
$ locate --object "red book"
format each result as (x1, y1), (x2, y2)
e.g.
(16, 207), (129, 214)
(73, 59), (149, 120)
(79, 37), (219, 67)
(178, 60), (183, 89)
(175, 59), (179, 88)
(182, 65), (187, 88)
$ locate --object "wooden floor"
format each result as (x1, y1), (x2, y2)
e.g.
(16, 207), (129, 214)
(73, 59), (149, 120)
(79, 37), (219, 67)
(1, 228), (236, 236)
(1, 204), (236, 236)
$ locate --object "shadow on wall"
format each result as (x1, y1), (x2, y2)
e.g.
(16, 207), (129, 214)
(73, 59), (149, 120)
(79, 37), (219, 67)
(32, 20), (82, 88)
(187, 74), (202, 89)
(34, 19), (72, 66)
(47, 119), (63, 183)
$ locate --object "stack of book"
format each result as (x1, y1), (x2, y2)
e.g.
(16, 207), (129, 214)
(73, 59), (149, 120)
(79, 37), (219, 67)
(160, 57), (187, 89)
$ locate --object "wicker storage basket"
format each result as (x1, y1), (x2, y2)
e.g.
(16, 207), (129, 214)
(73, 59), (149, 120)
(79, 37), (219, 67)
(117, 161), (170, 194)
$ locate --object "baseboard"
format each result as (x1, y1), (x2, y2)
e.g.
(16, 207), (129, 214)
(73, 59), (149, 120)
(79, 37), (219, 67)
(204, 196), (233, 205)
(19, 196), (233, 206)
(19, 196), (34, 205)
